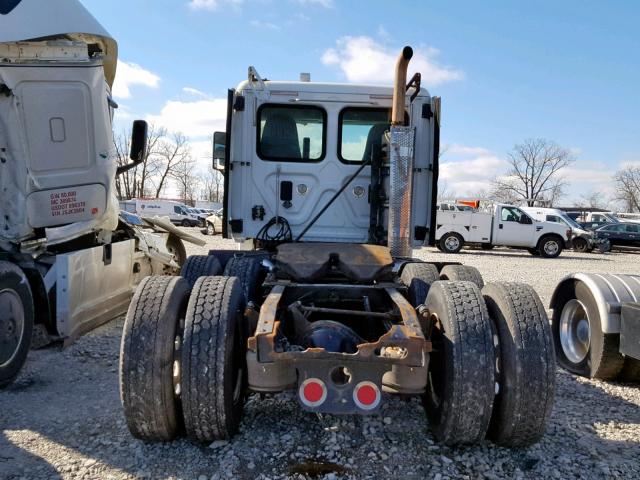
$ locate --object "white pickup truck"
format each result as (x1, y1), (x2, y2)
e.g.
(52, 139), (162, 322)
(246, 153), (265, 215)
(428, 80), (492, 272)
(435, 203), (571, 257)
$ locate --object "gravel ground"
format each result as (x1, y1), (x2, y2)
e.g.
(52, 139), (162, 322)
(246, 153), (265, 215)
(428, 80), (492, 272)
(1, 231), (639, 480)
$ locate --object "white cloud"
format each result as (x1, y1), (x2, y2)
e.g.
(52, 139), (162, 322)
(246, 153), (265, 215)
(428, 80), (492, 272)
(146, 98), (228, 139)
(182, 87), (211, 99)
(437, 144), (506, 196)
(295, 0), (333, 8)
(112, 60), (160, 99)
(322, 36), (463, 86)
(250, 19), (280, 30)
(444, 144), (492, 157)
(564, 162), (613, 184)
(188, 0), (242, 10)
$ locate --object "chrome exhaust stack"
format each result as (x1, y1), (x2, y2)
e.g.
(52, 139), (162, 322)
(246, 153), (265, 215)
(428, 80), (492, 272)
(387, 46), (416, 258)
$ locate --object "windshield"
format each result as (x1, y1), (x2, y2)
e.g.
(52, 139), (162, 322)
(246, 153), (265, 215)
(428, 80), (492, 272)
(559, 213), (583, 230)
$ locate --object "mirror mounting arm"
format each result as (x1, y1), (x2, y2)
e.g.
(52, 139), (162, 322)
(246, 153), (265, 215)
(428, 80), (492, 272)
(116, 120), (148, 176)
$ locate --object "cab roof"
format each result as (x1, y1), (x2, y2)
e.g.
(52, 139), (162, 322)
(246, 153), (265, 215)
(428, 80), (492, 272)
(236, 79), (431, 100)
(0, 0), (117, 86)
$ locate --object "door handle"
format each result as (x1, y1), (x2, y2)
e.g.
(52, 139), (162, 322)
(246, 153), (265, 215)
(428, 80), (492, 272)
(499, 224), (503, 229)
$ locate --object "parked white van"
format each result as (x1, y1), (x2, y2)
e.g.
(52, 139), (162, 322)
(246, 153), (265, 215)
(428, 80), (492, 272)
(521, 207), (595, 252)
(119, 199), (200, 227)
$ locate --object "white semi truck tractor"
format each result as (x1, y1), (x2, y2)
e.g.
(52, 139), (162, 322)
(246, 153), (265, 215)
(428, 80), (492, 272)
(121, 48), (556, 447)
(0, 0), (202, 388)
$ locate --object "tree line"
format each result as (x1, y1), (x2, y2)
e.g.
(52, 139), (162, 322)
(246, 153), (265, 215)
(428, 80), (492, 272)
(114, 124), (223, 204)
(440, 138), (640, 212)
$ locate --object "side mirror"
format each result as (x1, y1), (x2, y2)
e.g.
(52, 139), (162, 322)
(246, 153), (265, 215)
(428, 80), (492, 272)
(117, 120), (148, 175)
(212, 131), (226, 171)
(130, 120), (148, 161)
(519, 215), (532, 225)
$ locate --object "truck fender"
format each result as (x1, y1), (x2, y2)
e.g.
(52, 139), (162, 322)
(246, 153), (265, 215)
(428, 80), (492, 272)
(550, 273), (640, 334)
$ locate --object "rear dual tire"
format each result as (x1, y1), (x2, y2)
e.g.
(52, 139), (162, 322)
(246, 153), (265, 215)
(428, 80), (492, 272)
(439, 264), (484, 289)
(181, 255), (222, 288)
(120, 276), (190, 440)
(181, 276), (247, 441)
(120, 275), (247, 442)
(482, 282), (555, 447)
(424, 280), (555, 447)
(423, 281), (495, 445)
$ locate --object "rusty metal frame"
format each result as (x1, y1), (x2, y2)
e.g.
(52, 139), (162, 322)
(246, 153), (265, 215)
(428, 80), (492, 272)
(247, 283), (430, 367)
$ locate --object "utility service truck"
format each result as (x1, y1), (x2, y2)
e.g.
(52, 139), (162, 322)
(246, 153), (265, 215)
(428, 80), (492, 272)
(120, 47), (556, 447)
(0, 0), (203, 388)
(436, 203), (571, 257)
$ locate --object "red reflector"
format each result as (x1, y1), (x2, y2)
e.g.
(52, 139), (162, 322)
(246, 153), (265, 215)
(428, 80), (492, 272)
(357, 385), (377, 405)
(304, 382), (324, 403)
(299, 378), (327, 407)
(353, 381), (381, 410)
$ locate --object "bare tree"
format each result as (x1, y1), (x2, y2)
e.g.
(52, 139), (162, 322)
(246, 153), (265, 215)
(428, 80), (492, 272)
(113, 124), (165, 199)
(437, 179), (456, 202)
(614, 165), (640, 212)
(172, 155), (198, 204)
(491, 138), (575, 207)
(154, 133), (191, 198)
(578, 190), (606, 209)
(201, 169), (224, 203)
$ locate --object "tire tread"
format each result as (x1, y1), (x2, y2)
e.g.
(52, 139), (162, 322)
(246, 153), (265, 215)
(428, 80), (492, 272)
(483, 282), (555, 447)
(181, 276), (246, 441)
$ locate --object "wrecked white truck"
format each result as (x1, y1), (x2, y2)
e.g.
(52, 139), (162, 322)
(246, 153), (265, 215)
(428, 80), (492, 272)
(0, 0), (202, 388)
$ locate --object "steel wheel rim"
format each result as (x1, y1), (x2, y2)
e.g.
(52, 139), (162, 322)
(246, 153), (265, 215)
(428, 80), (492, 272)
(0, 289), (25, 367)
(559, 299), (590, 364)
(207, 223), (214, 235)
(445, 236), (460, 251)
(544, 240), (559, 255)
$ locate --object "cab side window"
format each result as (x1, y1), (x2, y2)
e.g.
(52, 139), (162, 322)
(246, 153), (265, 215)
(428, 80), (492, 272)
(501, 207), (524, 222)
(174, 206), (182, 214)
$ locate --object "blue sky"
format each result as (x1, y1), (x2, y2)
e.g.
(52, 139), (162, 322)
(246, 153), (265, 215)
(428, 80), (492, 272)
(82, 0), (640, 204)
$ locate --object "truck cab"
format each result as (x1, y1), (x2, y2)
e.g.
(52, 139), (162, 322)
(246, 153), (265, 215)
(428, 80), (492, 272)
(0, 0), (197, 388)
(222, 68), (438, 247)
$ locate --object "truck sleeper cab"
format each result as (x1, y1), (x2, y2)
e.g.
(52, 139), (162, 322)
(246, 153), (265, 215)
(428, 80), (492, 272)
(0, 0), (196, 389)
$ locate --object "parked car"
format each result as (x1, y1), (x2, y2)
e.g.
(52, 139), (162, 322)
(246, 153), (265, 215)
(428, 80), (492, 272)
(595, 222), (640, 250)
(566, 210), (620, 231)
(186, 207), (207, 227)
(119, 199), (201, 227)
(202, 209), (223, 235)
(522, 207), (595, 252)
